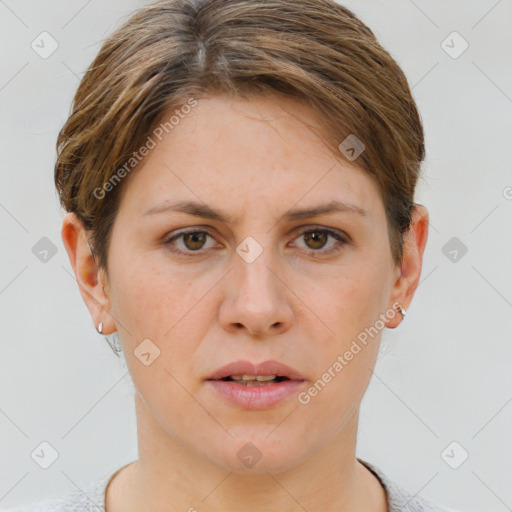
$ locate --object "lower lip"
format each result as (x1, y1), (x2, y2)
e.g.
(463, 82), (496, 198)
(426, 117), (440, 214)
(206, 379), (306, 410)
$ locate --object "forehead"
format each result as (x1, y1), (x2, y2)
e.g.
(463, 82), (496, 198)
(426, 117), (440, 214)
(117, 94), (383, 222)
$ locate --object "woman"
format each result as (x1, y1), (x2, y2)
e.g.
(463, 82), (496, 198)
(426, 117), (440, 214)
(9, 0), (452, 510)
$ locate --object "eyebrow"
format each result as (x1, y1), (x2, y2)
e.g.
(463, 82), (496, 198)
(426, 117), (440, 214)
(141, 199), (369, 224)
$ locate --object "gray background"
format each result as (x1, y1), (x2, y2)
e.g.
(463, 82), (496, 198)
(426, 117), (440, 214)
(1, 1), (511, 510)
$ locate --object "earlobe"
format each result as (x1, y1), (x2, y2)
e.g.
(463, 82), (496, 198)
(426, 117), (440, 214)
(386, 204), (429, 329)
(61, 212), (115, 334)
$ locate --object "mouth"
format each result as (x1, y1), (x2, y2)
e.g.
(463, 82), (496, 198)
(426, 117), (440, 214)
(215, 375), (293, 386)
(206, 359), (306, 383)
(205, 359), (306, 409)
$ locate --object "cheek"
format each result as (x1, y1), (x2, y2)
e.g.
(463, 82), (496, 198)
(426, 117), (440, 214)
(297, 276), (383, 428)
(303, 262), (389, 392)
(108, 257), (213, 382)
(311, 264), (387, 335)
(109, 254), (189, 332)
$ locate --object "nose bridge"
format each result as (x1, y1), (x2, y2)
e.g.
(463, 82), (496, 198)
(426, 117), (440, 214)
(234, 235), (280, 302)
(219, 233), (292, 336)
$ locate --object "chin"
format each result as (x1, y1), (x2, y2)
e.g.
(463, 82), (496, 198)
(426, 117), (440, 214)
(206, 430), (308, 475)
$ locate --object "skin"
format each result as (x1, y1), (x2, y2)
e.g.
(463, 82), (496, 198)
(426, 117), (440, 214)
(62, 93), (429, 512)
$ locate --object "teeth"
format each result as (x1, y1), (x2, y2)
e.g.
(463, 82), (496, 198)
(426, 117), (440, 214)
(230, 375), (278, 381)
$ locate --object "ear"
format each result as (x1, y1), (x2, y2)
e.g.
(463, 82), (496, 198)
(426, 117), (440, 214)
(61, 212), (116, 334)
(386, 204), (429, 328)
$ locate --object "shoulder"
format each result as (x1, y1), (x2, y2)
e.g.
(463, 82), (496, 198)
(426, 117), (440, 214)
(3, 475), (111, 512)
(358, 458), (455, 512)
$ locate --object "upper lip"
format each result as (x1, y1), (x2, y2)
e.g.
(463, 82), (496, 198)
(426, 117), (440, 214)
(206, 359), (306, 381)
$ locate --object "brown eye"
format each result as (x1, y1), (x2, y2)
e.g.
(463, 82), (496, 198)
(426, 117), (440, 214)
(164, 229), (216, 255)
(293, 227), (348, 256)
(303, 230), (329, 250)
(182, 232), (207, 251)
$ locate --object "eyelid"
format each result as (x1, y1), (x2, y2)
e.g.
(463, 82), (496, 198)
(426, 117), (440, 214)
(290, 224), (350, 242)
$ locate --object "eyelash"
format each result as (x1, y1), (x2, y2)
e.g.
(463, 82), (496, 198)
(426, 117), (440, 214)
(163, 226), (349, 258)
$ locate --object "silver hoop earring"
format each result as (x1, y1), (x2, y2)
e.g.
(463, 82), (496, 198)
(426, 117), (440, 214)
(105, 333), (122, 358)
(398, 304), (407, 320)
(96, 322), (103, 334)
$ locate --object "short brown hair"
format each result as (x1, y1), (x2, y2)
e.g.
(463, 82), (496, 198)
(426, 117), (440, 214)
(55, 0), (425, 275)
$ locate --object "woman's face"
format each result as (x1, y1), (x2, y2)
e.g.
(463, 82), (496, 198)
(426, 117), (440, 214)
(73, 94), (415, 473)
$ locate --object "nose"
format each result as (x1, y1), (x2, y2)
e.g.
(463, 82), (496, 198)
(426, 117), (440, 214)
(218, 247), (293, 338)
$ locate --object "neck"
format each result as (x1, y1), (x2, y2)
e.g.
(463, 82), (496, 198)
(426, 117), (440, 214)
(105, 394), (388, 512)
